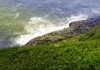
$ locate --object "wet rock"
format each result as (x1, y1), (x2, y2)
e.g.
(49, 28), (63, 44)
(25, 17), (100, 46)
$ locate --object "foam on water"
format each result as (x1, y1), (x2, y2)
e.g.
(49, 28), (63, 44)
(14, 13), (88, 46)
(0, 0), (100, 48)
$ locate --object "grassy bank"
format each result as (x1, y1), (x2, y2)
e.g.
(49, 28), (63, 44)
(0, 24), (100, 70)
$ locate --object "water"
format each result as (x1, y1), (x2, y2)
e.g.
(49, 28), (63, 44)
(0, 0), (100, 48)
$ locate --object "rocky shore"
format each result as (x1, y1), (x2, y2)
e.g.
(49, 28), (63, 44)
(25, 17), (100, 46)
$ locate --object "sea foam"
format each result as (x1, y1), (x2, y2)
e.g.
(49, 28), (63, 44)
(14, 13), (88, 46)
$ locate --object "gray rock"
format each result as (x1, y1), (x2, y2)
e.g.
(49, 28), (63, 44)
(25, 17), (100, 46)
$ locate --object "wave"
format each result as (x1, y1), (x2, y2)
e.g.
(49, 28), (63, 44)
(0, 0), (100, 48)
(14, 13), (88, 46)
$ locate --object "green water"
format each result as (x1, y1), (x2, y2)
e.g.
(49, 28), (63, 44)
(0, 0), (100, 48)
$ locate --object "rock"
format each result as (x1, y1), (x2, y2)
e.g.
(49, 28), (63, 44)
(69, 16), (100, 28)
(25, 17), (100, 46)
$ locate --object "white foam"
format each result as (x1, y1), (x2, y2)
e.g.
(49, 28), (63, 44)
(66, 14), (88, 23)
(14, 13), (88, 46)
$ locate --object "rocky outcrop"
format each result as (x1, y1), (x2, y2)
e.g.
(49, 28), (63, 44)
(69, 16), (100, 29)
(25, 17), (100, 46)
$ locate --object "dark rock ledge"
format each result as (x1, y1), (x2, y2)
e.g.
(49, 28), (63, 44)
(25, 17), (100, 46)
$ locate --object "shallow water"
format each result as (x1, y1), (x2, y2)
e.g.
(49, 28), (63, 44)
(0, 0), (100, 48)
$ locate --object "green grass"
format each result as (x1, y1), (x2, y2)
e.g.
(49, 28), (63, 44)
(0, 24), (100, 70)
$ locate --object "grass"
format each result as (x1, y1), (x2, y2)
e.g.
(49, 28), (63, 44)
(0, 24), (100, 70)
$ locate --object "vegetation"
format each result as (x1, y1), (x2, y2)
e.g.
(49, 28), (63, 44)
(0, 24), (100, 70)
